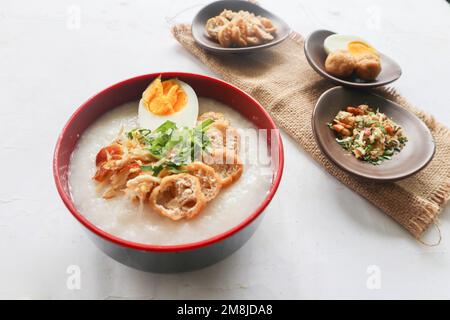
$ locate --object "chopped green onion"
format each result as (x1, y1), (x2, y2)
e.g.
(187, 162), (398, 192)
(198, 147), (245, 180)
(130, 120), (215, 176)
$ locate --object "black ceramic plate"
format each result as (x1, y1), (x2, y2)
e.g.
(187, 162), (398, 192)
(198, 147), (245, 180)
(305, 30), (402, 88)
(312, 86), (435, 182)
(192, 0), (291, 53)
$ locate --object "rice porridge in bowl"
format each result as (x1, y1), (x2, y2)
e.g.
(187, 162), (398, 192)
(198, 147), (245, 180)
(68, 78), (273, 246)
(54, 73), (283, 272)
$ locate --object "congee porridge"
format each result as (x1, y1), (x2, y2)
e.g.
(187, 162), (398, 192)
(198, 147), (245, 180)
(68, 77), (273, 245)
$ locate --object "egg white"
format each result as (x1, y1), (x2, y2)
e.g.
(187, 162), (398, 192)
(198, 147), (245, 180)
(138, 80), (199, 130)
(324, 34), (366, 54)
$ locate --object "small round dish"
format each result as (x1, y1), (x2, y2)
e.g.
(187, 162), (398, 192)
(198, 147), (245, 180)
(192, 0), (291, 53)
(312, 86), (435, 182)
(53, 72), (284, 273)
(305, 30), (402, 88)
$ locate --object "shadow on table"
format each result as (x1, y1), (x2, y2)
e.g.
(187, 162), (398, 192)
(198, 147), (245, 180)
(93, 229), (270, 300)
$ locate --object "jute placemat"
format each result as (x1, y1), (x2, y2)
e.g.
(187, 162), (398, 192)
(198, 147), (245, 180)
(171, 24), (450, 240)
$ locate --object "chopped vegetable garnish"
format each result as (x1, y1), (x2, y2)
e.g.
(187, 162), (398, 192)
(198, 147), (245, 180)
(127, 120), (214, 176)
(328, 104), (407, 165)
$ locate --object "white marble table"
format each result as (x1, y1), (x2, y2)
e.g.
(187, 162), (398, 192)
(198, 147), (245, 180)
(1, 0), (449, 299)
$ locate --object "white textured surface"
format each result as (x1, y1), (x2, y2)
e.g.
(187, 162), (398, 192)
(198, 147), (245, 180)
(1, 0), (449, 299)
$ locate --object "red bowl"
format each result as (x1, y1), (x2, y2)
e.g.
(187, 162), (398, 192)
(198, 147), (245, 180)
(53, 72), (284, 272)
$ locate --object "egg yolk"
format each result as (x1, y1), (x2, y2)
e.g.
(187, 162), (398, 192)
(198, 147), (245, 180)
(348, 41), (379, 59)
(142, 77), (187, 116)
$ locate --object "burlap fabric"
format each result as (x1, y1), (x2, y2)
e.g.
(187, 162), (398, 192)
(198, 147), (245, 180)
(172, 25), (450, 239)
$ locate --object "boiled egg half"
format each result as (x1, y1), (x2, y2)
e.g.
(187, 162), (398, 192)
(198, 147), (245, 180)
(138, 76), (198, 129)
(324, 34), (379, 58)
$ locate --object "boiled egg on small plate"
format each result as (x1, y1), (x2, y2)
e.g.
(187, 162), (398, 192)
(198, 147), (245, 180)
(138, 76), (198, 129)
(304, 29), (402, 88)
